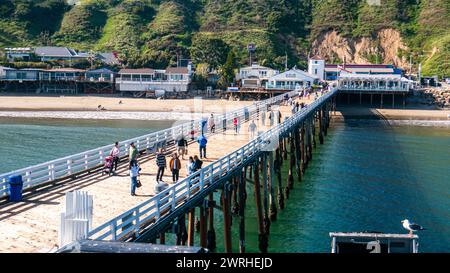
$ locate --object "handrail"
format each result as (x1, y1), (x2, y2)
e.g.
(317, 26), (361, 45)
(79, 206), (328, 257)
(84, 88), (338, 243)
(0, 90), (298, 198)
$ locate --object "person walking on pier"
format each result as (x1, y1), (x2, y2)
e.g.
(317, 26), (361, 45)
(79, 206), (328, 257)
(233, 116), (240, 134)
(248, 120), (257, 139)
(193, 155), (203, 171)
(268, 110), (274, 127)
(110, 142), (120, 173)
(169, 153), (181, 182)
(156, 148), (166, 182)
(129, 142), (138, 162)
(129, 160), (140, 196)
(176, 135), (188, 160)
(275, 109), (282, 124)
(197, 134), (208, 159)
(261, 110), (266, 126)
(208, 114), (216, 133)
(187, 156), (196, 175)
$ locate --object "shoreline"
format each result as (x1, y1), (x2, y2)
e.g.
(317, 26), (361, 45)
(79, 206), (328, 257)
(0, 95), (253, 113)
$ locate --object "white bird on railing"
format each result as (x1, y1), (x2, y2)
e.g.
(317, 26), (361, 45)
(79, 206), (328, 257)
(402, 219), (425, 235)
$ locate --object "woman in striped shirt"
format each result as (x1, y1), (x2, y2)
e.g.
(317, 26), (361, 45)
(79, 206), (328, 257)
(156, 148), (166, 182)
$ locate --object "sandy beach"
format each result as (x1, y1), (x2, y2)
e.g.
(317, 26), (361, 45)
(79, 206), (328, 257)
(0, 95), (253, 113)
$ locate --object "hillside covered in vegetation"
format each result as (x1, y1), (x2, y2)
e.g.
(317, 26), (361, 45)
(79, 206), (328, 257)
(0, 0), (448, 77)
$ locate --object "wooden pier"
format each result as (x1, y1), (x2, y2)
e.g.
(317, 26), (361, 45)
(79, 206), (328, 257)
(0, 88), (337, 253)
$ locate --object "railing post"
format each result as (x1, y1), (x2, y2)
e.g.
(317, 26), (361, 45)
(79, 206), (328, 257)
(200, 170), (205, 189)
(84, 154), (88, 170)
(110, 222), (117, 240)
(67, 160), (72, 175)
(171, 188), (176, 211)
(134, 208), (140, 236)
(156, 198), (161, 220)
(186, 179), (191, 199)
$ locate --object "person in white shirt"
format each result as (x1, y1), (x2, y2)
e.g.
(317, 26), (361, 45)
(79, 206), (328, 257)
(110, 142), (120, 173)
(129, 160), (140, 196)
(248, 120), (257, 139)
(208, 114), (216, 133)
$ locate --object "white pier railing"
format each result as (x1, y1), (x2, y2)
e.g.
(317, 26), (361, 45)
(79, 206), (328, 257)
(0, 91), (297, 198)
(83, 88), (338, 243)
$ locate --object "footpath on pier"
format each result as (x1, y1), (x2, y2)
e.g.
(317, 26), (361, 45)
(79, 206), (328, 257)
(0, 96), (314, 253)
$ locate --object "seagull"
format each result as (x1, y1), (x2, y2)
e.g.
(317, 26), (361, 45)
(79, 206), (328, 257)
(402, 219), (425, 235)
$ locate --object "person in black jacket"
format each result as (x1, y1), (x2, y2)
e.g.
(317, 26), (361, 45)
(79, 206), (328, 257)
(176, 136), (188, 160)
(193, 155), (203, 171)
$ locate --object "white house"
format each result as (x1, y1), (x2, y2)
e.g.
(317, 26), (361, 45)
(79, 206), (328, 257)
(236, 64), (279, 89)
(4, 48), (33, 62)
(116, 67), (192, 93)
(266, 68), (319, 91)
(0, 66), (14, 79)
(308, 56), (325, 81)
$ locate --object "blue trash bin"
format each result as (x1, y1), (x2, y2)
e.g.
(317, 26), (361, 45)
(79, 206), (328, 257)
(9, 175), (23, 202)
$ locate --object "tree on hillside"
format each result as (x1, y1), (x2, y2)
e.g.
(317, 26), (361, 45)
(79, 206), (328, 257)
(218, 50), (238, 89)
(190, 35), (230, 69)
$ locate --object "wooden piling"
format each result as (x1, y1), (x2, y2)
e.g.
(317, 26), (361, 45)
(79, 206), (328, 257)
(159, 232), (166, 245)
(253, 159), (268, 253)
(294, 126), (302, 183)
(222, 183), (232, 253)
(238, 169), (246, 253)
(232, 176), (239, 215)
(287, 132), (295, 190)
(300, 123), (306, 174)
(207, 193), (216, 250)
(268, 151), (277, 221)
(319, 108), (324, 145)
(275, 148), (285, 210)
(312, 116), (317, 149)
(187, 208), (195, 246)
(262, 153), (271, 234)
(199, 204), (207, 248)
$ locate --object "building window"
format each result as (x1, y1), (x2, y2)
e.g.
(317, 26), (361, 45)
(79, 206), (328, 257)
(142, 74), (152, 82)
(315, 69), (318, 75)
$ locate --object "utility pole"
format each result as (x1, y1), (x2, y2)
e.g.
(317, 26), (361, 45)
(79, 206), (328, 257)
(285, 52), (288, 72)
(409, 54), (413, 80)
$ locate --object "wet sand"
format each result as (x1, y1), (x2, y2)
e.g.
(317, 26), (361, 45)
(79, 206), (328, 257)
(0, 95), (252, 113)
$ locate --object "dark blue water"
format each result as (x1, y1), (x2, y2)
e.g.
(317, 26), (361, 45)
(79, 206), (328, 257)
(260, 119), (449, 253)
(0, 118), (175, 173)
(165, 119), (450, 253)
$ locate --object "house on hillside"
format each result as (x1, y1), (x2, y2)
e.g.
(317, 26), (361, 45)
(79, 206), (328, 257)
(324, 64), (403, 81)
(40, 68), (86, 81)
(85, 68), (114, 83)
(236, 63), (279, 89)
(266, 68), (319, 91)
(116, 66), (192, 94)
(2, 68), (42, 81)
(4, 48), (33, 62)
(34, 47), (89, 62)
(0, 66), (14, 78)
(308, 56), (326, 81)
